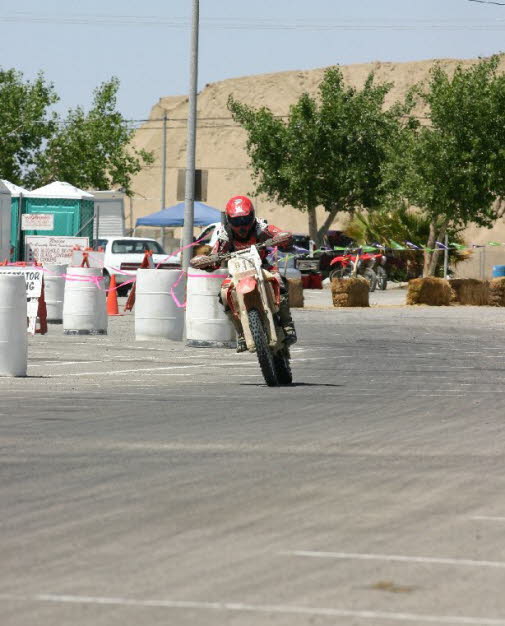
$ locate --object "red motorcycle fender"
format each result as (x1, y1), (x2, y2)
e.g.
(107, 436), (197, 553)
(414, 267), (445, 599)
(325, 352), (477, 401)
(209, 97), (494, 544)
(236, 276), (257, 295)
(330, 255), (347, 267)
(222, 278), (238, 319)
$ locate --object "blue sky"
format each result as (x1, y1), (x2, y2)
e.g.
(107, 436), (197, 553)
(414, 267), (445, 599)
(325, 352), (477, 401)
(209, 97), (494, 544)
(1, 0), (505, 120)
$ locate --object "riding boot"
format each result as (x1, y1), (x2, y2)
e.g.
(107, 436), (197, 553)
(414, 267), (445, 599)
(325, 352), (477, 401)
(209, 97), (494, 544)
(235, 333), (247, 353)
(279, 291), (297, 346)
(224, 308), (247, 353)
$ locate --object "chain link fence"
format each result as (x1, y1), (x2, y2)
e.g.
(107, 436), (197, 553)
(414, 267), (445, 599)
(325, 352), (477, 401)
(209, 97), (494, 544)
(454, 247), (505, 279)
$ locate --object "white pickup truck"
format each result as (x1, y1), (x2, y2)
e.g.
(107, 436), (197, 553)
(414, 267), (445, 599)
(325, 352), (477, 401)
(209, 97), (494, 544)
(93, 236), (180, 295)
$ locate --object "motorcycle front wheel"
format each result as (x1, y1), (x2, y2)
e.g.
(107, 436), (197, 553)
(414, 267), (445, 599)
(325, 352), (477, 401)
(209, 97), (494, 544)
(329, 267), (351, 282)
(273, 347), (292, 385)
(248, 308), (279, 387)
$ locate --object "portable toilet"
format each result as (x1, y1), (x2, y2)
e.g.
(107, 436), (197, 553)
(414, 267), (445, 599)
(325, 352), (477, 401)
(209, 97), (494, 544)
(0, 181), (12, 262)
(92, 190), (126, 239)
(1, 179), (28, 262)
(24, 181), (95, 240)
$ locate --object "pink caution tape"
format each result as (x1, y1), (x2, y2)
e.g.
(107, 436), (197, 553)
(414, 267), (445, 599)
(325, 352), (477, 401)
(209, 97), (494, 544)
(154, 233), (207, 269)
(170, 270), (187, 309)
(169, 269), (230, 309)
(186, 272), (228, 278)
(24, 235), (231, 307)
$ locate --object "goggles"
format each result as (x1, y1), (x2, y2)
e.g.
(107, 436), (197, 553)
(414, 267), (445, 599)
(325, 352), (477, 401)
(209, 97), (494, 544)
(229, 215), (254, 227)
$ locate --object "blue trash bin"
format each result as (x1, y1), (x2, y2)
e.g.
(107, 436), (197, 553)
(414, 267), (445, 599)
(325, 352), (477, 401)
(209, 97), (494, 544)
(492, 265), (505, 278)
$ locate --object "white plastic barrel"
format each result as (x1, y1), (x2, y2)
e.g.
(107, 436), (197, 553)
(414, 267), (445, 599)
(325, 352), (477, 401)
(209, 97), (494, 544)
(63, 267), (107, 335)
(135, 269), (185, 341)
(43, 264), (67, 323)
(185, 268), (236, 348)
(0, 274), (27, 376)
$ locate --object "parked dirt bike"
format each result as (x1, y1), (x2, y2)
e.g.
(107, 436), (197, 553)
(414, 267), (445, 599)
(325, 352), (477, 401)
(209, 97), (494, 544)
(328, 252), (379, 292)
(192, 237), (293, 387)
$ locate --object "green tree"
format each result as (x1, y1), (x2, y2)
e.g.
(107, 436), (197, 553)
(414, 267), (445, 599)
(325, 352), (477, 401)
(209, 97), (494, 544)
(0, 68), (58, 186)
(228, 67), (403, 246)
(32, 77), (153, 194)
(385, 56), (505, 276)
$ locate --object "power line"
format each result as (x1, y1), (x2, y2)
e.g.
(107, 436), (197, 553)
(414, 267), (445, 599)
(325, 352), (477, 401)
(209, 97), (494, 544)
(128, 114), (431, 130)
(3, 112), (431, 133)
(468, 0), (505, 6)
(3, 13), (505, 30)
(145, 165), (249, 170)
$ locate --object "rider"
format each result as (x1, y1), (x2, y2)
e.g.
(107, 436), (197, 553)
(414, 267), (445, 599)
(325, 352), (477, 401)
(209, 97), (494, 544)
(192, 195), (297, 353)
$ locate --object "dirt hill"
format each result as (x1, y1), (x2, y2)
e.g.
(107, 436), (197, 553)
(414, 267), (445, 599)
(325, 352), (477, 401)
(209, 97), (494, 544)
(130, 56), (505, 275)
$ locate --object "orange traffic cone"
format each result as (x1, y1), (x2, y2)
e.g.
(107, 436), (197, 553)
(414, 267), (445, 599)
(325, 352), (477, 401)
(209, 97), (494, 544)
(107, 274), (121, 316)
(124, 250), (153, 312)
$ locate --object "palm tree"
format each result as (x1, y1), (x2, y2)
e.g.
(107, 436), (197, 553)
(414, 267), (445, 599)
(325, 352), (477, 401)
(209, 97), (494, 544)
(343, 206), (469, 280)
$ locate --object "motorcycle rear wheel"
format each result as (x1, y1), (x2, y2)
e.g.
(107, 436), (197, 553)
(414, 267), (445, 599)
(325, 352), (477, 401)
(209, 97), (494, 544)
(363, 268), (377, 292)
(248, 308), (279, 387)
(273, 348), (292, 385)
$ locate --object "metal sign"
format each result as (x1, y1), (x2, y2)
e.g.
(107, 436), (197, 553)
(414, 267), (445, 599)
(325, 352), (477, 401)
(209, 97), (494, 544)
(0, 267), (43, 297)
(21, 213), (55, 231)
(24, 236), (89, 264)
(0, 267), (45, 334)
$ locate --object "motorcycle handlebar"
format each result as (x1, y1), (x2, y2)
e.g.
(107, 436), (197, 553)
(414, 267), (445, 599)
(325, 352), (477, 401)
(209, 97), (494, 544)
(190, 241), (270, 270)
(215, 241), (268, 263)
(191, 234), (292, 269)
(215, 235), (291, 263)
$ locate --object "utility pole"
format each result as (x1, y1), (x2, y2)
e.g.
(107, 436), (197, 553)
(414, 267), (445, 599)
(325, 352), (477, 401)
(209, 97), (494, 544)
(181, 0), (199, 273)
(161, 112), (167, 210)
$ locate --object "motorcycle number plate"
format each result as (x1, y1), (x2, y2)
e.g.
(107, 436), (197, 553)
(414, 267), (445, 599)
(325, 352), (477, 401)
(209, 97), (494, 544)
(230, 258), (252, 273)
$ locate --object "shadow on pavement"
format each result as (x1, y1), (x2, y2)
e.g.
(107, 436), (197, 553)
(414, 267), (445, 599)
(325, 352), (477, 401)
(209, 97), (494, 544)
(240, 382), (342, 388)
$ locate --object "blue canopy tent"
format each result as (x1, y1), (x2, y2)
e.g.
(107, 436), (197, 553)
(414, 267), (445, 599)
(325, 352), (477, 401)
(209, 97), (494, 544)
(136, 201), (221, 228)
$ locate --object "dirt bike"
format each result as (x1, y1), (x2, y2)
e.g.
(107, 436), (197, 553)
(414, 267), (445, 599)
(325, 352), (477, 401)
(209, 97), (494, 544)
(192, 237), (293, 387)
(328, 251), (378, 292)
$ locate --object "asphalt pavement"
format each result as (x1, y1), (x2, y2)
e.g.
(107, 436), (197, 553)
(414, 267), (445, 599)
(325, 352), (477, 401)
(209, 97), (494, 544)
(2, 292), (505, 625)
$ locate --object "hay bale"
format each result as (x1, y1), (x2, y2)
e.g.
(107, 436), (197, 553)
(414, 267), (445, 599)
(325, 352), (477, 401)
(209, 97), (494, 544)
(449, 279), (489, 306)
(407, 277), (451, 306)
(489, 277), (505, 307)
(287, 278), (304, 308)
(331, 277), (370, 307)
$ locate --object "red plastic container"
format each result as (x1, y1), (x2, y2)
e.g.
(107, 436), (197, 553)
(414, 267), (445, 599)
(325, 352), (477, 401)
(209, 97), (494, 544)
(301, 275), (311, 289)
(310, 273), (323, 289)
